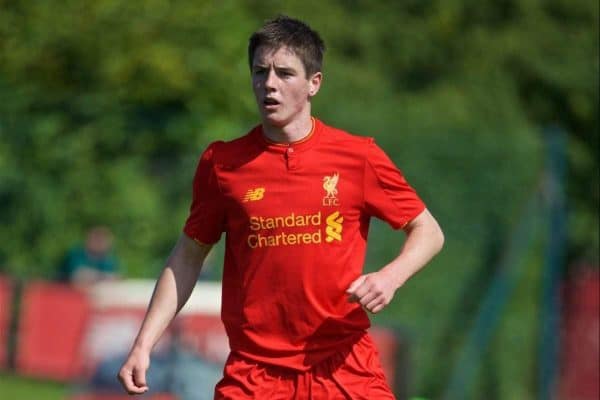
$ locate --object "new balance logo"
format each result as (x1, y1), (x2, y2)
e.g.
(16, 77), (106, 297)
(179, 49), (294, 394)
(243, 187), (265, 202)
(325, 211), (343, 243)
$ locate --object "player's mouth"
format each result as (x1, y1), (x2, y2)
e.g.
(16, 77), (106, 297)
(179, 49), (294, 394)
(263, 97), (280, 110)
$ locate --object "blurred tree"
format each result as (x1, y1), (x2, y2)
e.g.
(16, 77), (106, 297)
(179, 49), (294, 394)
(0, 1), (596, 399)
(0, 1), (261, 276)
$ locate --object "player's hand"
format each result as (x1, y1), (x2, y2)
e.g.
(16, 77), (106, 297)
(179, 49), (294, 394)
(346, 271), (398, 314)
(117, 346), (150, 395)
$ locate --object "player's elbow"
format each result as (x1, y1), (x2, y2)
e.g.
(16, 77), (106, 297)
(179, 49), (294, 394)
(434, 226), (445, 255)
(428, 218), (444, 256)
(407, 209), (445, 255)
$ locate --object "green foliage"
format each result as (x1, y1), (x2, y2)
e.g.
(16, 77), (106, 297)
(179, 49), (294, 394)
(0, 1), (597, 399)
(0, 1), (261, 277)
(0, 373), (67, 400)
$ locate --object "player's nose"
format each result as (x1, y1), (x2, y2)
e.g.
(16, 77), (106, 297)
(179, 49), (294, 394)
(265, 69), (278, 89)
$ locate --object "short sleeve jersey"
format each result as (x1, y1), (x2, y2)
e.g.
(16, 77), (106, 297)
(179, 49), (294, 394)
(184, 118), (425, 371)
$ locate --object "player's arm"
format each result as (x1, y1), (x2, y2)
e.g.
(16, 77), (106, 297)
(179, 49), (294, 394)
(118, 234), (212, 394)
(347, 208), (444, 313)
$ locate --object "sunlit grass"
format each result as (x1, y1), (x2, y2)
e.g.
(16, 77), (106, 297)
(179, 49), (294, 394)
(0, 372), (68, 400)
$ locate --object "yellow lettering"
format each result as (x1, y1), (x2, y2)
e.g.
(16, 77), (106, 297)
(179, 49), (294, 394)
(248, 234), (258, 248)
(285, 214), (295, 227)
(246, 211), (339, 248)
(311, 212), (321, 226)
(322, 198), (340, 206)
(312, 230), (321, 243)
(286, 232), (296, 245)
(258, 234), (268, 247)
(299, 233), (309, 244)
(258, 217), (267, 229)
(249, 217), (261, 231)
(264, 218), (274, 229)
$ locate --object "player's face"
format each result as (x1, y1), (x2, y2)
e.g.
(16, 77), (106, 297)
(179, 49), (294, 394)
(252, 46), (321, 128)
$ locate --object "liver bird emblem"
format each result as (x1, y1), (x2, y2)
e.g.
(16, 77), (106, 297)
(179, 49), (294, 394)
(323, 172), (339, 198)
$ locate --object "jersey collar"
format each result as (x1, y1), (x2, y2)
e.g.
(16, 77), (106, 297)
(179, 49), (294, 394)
(254, 117), (322, 154)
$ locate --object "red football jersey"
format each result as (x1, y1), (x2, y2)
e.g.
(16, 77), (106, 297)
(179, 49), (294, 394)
(184, 118), (425, 370)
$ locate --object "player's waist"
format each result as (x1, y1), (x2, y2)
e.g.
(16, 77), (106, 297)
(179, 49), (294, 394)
(228, 330), (369, 372)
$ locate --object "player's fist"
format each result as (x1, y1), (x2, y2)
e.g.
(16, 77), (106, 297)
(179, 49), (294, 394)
(346, 271), (398, 314)
(118, 347), (151, 395)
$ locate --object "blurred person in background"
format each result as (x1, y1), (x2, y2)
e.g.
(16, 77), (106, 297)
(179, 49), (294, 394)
(59, 226), (119, 288)
(119, 15), (443, 399)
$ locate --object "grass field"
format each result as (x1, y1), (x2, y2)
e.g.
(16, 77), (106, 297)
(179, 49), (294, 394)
(0, 373), (67, 400)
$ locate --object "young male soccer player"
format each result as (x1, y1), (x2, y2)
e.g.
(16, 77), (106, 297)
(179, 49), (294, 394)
(118, 15), (444, 399)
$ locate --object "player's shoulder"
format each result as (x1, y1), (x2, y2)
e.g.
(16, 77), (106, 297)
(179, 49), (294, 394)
(201, 125), (261, 165)
(318, 119), (375, 151)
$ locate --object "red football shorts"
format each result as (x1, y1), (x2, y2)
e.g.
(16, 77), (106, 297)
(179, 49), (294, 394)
(214, 333), (395, 399)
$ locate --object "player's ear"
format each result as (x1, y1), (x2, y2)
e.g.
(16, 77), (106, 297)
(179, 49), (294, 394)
(308, 72), (322, 97)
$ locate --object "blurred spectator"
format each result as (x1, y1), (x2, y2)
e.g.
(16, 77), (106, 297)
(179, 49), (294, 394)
(59, 226), (119, 287)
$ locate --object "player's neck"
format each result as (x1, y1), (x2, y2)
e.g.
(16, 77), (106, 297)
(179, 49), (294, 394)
(262, 114), (313, 144)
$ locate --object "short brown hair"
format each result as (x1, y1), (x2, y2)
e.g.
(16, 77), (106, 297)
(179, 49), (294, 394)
(248, 15), (325, 77)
